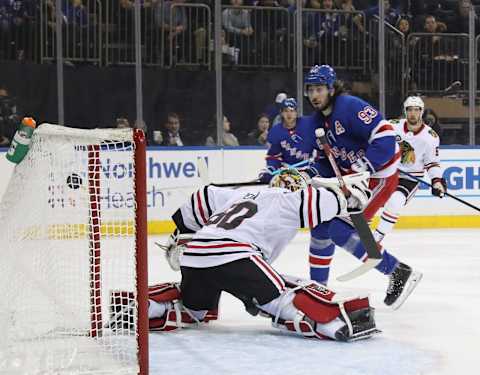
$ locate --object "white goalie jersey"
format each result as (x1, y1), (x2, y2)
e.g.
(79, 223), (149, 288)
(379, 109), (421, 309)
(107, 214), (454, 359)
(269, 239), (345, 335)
(173, 185), (340, 268)
(390, 119), (443, 181)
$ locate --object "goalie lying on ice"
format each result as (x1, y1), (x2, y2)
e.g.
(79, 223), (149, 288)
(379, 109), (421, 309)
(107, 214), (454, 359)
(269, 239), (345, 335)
(114, 173), (380, 341)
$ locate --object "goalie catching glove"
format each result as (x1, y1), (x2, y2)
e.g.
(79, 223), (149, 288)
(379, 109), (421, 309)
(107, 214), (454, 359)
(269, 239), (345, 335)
(311, 172), (372, 216)
(155, 229), (192, 271)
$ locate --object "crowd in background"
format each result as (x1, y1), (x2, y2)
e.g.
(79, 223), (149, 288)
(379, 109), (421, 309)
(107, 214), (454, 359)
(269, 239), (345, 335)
(0, 0), (477, 146)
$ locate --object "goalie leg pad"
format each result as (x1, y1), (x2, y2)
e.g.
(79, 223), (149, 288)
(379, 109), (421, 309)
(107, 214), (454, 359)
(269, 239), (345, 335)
(148, 282), (219, 326)
(149, 302), (207, 332)
(262, 277), (378, 341)
(148, 282), (181, 303)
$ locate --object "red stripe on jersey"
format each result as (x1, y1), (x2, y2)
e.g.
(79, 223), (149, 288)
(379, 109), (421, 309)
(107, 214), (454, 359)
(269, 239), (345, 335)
(375, 124), (394, 135)
(187, 243), (252, 249)
(309, 256), (332, 266)
(196, 191), (207, 224)
(383, 211), (399, 220)
(426, 163), (440, 170)
(251, 255), (285, 291)
(307, 185), (313, 228)
(380, 150), (401, 171)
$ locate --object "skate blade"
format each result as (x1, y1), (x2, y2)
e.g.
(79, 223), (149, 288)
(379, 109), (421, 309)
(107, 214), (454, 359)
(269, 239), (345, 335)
(347, 328), (382, 342)
(390, 271), (423, 311)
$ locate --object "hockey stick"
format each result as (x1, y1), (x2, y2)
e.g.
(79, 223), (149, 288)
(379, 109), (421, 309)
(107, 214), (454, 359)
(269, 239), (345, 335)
(197, 159), (310, 188)
(399, 170), (480, 213)
(315, 129), (382, 282)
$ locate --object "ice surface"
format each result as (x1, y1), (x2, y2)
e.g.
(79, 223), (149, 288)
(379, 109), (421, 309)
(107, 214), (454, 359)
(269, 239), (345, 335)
(148, 229), (480, 375)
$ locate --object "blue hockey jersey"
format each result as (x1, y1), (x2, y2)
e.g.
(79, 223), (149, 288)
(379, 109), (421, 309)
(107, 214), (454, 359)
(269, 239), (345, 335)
(311, 95), (400, 179)
(261, 116), (318, 181)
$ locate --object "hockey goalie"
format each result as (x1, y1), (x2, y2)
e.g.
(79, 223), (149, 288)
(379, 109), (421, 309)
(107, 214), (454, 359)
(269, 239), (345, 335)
(113, 171), (380, 342)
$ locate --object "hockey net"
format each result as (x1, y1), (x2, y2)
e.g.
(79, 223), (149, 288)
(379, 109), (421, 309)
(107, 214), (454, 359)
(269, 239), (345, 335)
(0, 124), (148, 374)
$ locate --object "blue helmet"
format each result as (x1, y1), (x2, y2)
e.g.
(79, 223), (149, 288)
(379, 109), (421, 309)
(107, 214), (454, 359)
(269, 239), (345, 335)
(304, 65), (337, 93)
(280, 97), (297, 111)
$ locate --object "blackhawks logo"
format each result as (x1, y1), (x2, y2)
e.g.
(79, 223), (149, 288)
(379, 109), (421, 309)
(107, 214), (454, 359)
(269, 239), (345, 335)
(400, 140), (416, 164)
(429, 129), (439, 138)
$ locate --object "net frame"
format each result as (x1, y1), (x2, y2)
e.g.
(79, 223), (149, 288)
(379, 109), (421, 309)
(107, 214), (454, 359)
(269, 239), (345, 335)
(0, 125), (149, 375)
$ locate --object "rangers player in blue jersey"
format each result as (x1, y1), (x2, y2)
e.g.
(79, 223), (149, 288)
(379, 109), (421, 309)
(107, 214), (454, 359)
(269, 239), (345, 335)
(258, 98), (318, 183)
(303, 65), (422, 309)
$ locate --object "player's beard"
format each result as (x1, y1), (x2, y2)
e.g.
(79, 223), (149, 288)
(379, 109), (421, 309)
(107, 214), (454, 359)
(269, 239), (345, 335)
(312, 96), (331, 113)
(406, 116), (422, 130)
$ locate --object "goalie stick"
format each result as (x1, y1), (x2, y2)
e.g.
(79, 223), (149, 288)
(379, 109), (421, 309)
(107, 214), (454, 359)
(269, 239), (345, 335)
(315, 128), (382, 282)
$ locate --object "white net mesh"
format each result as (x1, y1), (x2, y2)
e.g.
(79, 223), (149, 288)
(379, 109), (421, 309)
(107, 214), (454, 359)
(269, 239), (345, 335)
(0, 124), (143, 374)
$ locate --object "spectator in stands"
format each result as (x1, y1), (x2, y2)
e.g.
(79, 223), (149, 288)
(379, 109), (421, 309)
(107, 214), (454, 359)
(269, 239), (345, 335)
(449, 0), (478, 34)
(247, 113), (270, 145)
(222, 0), (255, 64)
(155, 0), (188, 64)
(116, 117), (131, 128)
(254, 1), (289, 66)
(157, 112), (186, 146)
(397, 17), (410, 36)
(0, 85), (19, 141)
(338, 0), (355, 12)
(303, 0), (344, 64)
(0, 0), (35, 60)
(353, 0), (401, 33)
(205, 115), (240, 146)
(64, 0), (88, 27)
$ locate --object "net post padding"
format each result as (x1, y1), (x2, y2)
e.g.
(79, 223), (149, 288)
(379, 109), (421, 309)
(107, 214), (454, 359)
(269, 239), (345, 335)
(134, 129), (149, 375)
(88, 144), (103, 338)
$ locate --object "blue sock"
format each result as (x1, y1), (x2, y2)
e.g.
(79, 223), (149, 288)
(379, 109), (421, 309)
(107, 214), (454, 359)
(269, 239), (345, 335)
(309, 224), (335, 285)
(329, 219), (399, 275)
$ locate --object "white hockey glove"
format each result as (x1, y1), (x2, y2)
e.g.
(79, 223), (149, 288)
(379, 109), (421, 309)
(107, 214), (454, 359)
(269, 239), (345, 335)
(311, 172), (372, 216)
(155, 229), (193, 271)
(350, 157), (375, 174)
(269, 168), (309, 192)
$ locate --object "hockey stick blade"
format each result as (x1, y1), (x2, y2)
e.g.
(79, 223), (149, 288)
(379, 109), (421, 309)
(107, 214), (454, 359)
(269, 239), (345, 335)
(337, 258), (382, 282)
(350, 213), (382, 260)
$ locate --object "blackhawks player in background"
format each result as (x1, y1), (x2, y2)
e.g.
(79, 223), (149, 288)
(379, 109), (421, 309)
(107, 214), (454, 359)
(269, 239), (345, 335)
(373, 96), (446, 243)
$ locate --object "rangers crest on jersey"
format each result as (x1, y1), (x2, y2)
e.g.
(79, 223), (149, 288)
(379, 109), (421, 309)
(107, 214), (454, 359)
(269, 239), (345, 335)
(399, 140), (416, 164)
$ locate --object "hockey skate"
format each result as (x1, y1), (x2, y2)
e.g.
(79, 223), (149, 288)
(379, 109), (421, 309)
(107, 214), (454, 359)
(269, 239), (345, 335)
(335, 307), (381, 342)
(384, 263), (423, 310)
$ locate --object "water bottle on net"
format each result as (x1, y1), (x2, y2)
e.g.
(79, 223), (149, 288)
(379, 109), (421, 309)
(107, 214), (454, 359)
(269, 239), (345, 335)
(6, 117), (37, 164)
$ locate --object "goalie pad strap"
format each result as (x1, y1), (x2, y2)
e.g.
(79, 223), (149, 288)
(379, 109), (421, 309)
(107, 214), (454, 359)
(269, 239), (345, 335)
(148, 282), (181, 303)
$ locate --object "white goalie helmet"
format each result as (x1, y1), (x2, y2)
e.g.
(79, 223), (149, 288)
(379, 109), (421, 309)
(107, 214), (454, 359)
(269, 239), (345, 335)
(403, 96), (424, 117)
(269, 168), (309, 192)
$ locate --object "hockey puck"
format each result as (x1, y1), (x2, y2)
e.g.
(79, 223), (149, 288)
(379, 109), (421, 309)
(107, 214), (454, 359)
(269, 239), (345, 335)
(67, 173), (83, 189)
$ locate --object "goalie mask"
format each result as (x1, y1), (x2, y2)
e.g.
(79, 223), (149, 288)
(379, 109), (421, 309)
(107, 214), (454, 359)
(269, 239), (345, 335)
(269, 169), (309, 192)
